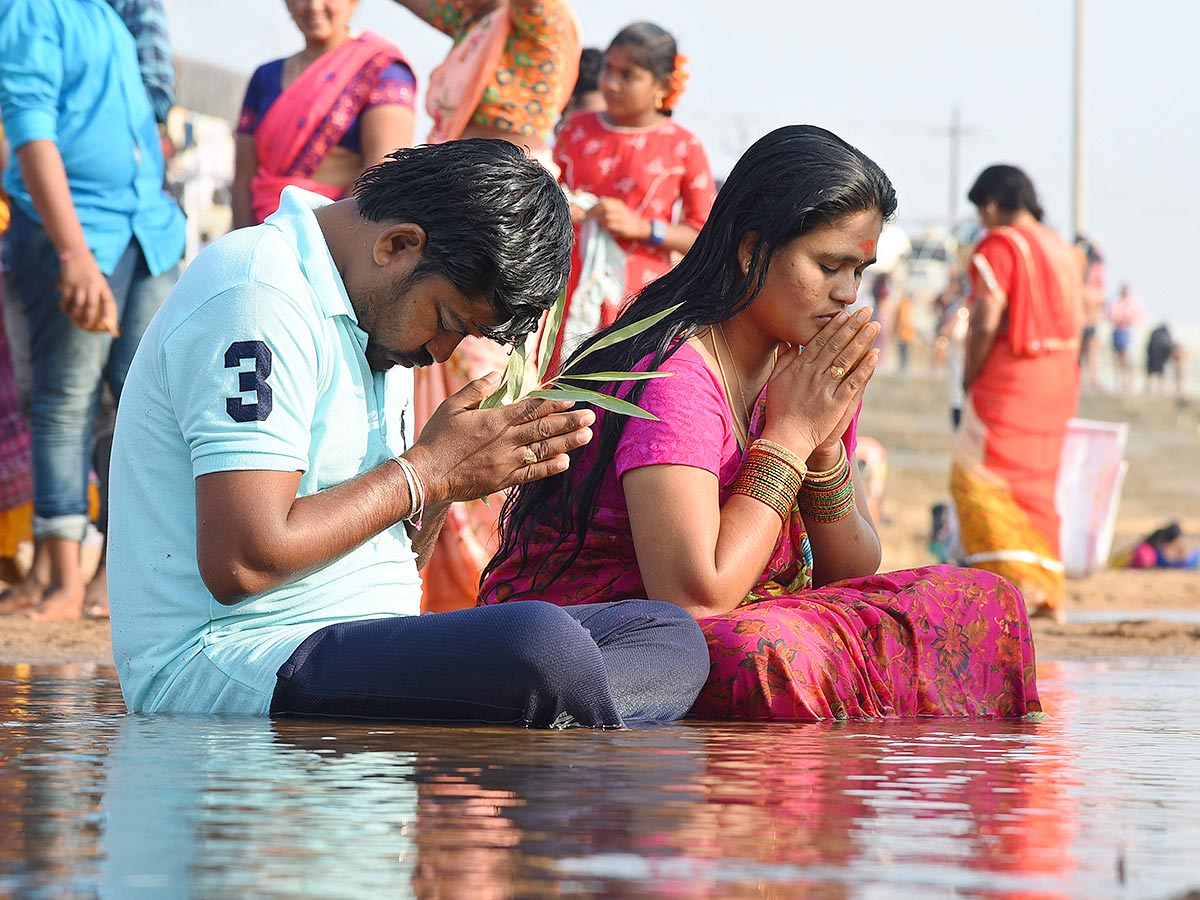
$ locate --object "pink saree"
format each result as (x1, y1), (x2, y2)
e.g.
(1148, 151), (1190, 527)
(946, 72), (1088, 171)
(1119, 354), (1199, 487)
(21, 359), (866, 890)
(481, 345), (1041, 721)
(250, 32), (409, 223)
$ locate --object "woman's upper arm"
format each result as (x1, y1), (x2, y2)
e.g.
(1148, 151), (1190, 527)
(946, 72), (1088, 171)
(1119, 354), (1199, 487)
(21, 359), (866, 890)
(623, 463), (723, 603)
(233, 133), (256, 183)
(231, 134), (258, 228)
(359, 104), (416, 167)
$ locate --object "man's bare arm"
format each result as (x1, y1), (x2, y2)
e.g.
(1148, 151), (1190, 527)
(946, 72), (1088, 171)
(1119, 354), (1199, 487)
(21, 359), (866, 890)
(391, 0), (433, 18)
(16, 140), (119, 335)
(963, 286), (1005, 390)
(196, 376), (594, 603)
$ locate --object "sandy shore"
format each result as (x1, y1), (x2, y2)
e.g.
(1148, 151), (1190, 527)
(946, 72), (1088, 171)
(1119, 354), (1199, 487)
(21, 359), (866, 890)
(2, 372), (1197, 667)
(863, 372), (1200, 660)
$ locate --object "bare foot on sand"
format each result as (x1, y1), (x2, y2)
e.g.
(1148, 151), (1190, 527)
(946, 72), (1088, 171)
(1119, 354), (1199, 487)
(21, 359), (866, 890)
(24, 581), (86, 621)
(0, 576), (48, 615)
(84, 564), (109, 619)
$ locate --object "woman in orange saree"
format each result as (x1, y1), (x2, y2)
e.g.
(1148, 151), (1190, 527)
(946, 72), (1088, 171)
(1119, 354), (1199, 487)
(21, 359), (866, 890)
(952, 165), (1083, 620)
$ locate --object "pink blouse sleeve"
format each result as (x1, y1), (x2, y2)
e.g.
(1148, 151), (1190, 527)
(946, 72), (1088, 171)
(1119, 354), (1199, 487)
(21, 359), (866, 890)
(614, 352), (732, 480)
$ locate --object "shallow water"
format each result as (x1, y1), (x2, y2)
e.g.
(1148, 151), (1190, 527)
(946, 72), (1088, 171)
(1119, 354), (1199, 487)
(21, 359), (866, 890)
(2, 659), (1199, 899)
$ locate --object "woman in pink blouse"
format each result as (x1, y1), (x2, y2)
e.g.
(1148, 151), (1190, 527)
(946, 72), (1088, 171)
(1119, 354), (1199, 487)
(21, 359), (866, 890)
(482, 125), (1041, 722)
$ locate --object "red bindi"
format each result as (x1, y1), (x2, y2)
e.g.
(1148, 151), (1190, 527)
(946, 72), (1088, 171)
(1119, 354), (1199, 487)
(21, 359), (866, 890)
(858, 240), (876, 254)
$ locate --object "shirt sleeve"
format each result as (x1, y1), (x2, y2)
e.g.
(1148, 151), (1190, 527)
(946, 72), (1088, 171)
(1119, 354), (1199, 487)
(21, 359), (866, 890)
(108, 0), (175, 124)
(970, 232), (1017, 302)
(161, 283), (323, 477)
(365, 61), (417, 111)
(614, 353), (731, 480)
(0, 0), (63, 148)
(678, 133), (716, 231)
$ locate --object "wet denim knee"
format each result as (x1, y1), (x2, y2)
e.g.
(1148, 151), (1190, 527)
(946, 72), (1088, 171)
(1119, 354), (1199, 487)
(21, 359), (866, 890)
(564, 600), (710, 724)
(270, 602), (623, 728)
(484, 601), (623, 728)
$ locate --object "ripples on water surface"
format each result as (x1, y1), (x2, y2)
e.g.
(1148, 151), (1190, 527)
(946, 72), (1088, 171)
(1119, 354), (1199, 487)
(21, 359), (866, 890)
(2, 659), (1199, 899)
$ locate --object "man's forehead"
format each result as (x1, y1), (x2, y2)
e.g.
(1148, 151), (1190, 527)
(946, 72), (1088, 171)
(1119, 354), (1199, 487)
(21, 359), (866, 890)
(438, 284), (503, 333)
(459, 292), (503, 327)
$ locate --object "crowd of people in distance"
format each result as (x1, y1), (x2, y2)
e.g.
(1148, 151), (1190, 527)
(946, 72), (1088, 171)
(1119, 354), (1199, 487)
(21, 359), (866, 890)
(0, 0), (1184, 728)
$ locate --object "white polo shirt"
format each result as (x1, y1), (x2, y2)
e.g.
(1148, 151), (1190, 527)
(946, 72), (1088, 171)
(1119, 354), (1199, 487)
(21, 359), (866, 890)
(110, 188), (421, 715)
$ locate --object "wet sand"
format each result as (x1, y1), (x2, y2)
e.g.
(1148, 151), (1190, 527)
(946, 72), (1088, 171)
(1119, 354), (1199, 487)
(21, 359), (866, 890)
(2, 372), (1197, 666)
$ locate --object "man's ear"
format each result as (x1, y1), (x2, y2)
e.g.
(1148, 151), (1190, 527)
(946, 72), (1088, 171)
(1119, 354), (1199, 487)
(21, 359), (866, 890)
(372, 223), (427, 268)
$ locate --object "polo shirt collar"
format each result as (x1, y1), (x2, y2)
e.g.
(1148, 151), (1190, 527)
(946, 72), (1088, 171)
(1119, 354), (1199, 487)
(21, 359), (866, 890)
(267, 187), (358, 322)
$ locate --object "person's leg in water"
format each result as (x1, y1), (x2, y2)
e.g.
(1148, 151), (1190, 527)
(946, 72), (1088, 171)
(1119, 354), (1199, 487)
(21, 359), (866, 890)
(270, 599), (710, 727)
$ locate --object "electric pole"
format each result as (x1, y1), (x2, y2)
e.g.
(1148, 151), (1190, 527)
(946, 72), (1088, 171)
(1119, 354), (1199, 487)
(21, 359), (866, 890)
(948, 107), (962, 231)
(944, 107), (976, 233)
(1072, 0), (1085, 237)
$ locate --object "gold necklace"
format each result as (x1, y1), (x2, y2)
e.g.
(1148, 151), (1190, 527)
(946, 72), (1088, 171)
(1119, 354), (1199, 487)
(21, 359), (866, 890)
(710, 326), (751, 448)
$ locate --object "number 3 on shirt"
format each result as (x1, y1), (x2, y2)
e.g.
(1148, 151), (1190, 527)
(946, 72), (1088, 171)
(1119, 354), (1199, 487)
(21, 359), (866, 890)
(225, 340), (273, 422)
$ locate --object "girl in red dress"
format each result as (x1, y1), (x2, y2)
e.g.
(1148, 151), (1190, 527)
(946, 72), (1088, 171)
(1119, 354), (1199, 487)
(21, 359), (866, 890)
(551, 22), (715, 366)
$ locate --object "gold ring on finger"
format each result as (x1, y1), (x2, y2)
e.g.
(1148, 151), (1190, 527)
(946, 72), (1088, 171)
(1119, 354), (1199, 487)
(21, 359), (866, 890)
(829, 365), (847, 380)
(522, 447), (538, 466)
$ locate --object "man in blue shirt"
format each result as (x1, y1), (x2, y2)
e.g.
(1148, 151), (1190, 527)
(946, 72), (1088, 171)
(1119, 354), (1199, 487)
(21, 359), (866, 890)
(109, 140), (709, 726)
(0, 0), (185, 620)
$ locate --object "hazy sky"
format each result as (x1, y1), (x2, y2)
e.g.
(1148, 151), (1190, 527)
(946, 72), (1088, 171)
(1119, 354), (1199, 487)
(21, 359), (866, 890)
(164, 0), (1198, 325)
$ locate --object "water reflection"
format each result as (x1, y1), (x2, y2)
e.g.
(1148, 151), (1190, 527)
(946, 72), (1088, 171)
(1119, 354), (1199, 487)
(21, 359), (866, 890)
(1, 660), (1199, 898)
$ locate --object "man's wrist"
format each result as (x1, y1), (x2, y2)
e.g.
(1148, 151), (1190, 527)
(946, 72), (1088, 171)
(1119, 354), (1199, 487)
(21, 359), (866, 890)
(397, 445), (446, 507)
(55, 245), (88, 264)
(647, 218), (667, 245)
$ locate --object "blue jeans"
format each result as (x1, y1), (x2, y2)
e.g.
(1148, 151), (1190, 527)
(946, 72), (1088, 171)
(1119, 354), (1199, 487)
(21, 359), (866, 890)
(1, 209), (178, 541)
(270, 600), (712, 728)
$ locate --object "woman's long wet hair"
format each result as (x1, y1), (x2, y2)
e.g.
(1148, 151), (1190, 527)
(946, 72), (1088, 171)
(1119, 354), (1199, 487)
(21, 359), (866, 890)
(482, 125), (898, 598)
(967, 164), (1045, 222)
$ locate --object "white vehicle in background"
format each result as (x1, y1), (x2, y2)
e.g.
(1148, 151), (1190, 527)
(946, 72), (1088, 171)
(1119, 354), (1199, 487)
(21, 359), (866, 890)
(906, 227), (959, 302)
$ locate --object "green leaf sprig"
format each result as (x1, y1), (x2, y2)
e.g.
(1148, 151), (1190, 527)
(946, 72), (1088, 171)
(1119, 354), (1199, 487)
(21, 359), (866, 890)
(480, 294), (681, 420)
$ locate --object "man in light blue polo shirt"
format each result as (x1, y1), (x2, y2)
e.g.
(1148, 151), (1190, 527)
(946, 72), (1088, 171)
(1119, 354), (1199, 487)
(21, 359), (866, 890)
(0, 0), (185, 620)
(108, 141), (709, 726)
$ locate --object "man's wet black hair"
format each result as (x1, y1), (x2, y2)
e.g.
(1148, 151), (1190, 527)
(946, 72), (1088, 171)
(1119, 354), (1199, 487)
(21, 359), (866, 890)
(354, 140), (572, 346)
